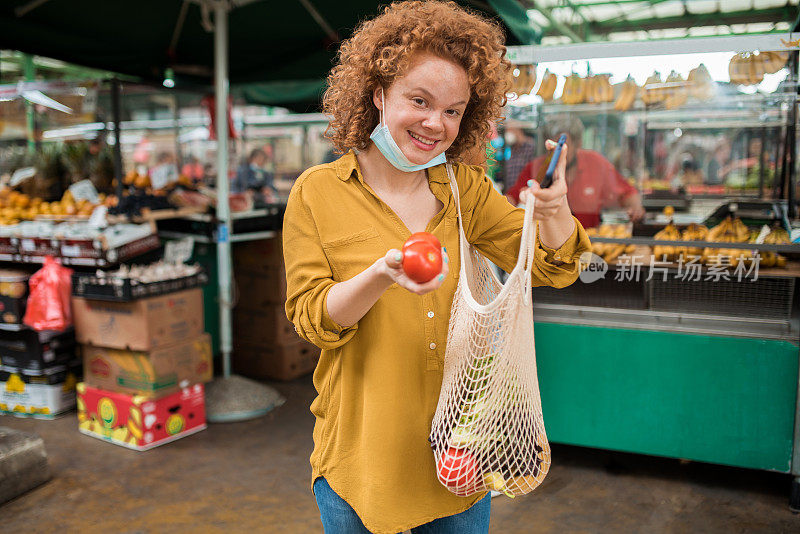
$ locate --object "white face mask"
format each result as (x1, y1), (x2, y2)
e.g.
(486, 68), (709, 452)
(369, 89), (447, 172)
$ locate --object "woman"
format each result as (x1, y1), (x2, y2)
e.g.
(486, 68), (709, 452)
(283, 2), (590, 532)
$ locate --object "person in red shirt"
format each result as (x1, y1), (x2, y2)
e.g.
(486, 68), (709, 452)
(506, 116), (644, 228)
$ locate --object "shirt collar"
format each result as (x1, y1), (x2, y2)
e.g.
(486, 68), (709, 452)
(334, 150), (360, 181)
(333, 149), (450, 184)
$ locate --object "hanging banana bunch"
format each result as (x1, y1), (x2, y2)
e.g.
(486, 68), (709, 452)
(762, 51), (789, 74)
(596, 74), (614, 103)
(641, 71), (664, 106)
(586, 74), (614, 103)
(748, 53), (765, 86)
(536, 69), (557, 101)
(584, 75), (598, 104)
(728, 53), (748, 85)
(562, 73), (585, 105)
(613, 75), (638, 111)
(728, 53), (766, 86)
(688, 63), (715, 100)
(663, 71), (689, 110)
(509, 64), (537, 95)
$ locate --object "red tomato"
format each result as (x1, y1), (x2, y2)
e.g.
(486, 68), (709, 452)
(403, 231), (441, 252)
(437, 447), (478, 492)
(402, 241), (442, 283)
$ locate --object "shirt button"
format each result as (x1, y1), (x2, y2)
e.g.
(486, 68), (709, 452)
(429, 342), (437, 350)
(427, 311), (434, 318)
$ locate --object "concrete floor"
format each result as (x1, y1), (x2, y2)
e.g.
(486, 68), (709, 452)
(1, 375), (798, 534)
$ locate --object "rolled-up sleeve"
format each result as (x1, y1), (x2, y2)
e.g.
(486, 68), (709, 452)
(531, 218), (591, 288)
(283, 180), (358, 349)
(456, 163), (591, 288)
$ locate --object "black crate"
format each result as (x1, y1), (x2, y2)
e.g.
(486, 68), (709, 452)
(71, 270), (207, 302)
(0, 328), (77, 372)
(0, 358), (82, 384)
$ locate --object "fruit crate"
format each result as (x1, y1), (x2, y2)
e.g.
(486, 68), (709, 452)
(71, 269), (208, 302)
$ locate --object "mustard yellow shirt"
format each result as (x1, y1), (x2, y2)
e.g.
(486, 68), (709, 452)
(283, 150), (590, 534)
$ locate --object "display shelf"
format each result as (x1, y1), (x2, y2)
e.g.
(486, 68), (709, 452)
(507, 32), (800, 64)
(589, 236), (800, 254)
(105, 206), (208, 225)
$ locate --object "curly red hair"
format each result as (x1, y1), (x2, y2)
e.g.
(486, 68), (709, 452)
(323, 0), (511, 161)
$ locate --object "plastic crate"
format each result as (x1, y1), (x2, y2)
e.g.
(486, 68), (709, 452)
(71, 270), (208, 302)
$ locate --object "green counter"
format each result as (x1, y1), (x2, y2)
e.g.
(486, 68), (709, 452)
(535, 323), (798, 472)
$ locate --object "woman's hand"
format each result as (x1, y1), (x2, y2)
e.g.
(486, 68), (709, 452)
(519, 139), (569, 221)
(377, 247), (450, 295)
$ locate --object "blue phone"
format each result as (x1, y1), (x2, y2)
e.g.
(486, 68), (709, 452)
(540, 133), (567, 189)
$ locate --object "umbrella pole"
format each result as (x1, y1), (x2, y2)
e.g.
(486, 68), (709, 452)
(205, 0), (283, 423)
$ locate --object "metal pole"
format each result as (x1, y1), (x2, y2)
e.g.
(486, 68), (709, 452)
(214, 0), (233, 378)
(111, 78), (124, 198)
(173, 93), (183, 168)
(22, 53), (35, 154)
(787, 51), (798, 218)
(758, 127), (765, 199)
(204, 0), (283, 424)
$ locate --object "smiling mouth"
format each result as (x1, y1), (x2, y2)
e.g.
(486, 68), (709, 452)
(408, 131), (439, 146)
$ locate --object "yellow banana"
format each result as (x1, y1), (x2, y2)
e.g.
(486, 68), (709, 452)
(536, 69), (557, 101)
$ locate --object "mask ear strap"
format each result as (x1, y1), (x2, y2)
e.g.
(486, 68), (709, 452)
(380, 88), (386, 127)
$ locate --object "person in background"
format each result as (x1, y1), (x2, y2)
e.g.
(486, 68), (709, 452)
(706, 137), (734, 185)
(507, 116), (645, 228)
(670, 153), (704, 190)
(497, 120), (535, 193)
(181, 155), (204, 184)
(149, 152), (178, 188)
(232, 148), (278, 201)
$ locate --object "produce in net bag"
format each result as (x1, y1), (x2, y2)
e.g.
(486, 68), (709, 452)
(23, 256), (74, 331)
(430, 163), (550, 497)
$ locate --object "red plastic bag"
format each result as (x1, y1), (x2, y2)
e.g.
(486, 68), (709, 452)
(23, 256), (73, 331)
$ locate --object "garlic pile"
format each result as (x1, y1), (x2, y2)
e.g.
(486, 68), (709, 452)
(95, 261), (202, 284)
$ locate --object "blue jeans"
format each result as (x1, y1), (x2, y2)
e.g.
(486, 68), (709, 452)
(313, 477), (491, 534)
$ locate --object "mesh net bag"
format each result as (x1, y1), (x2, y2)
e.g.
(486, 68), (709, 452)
(430, 163), (550, 498)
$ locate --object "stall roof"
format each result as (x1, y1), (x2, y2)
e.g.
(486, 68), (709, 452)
(0, 0), (530, 85)
(528, 0), (799, 45)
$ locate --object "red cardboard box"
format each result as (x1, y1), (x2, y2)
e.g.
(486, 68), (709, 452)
(72, 288), (204, 351)
(76, 382), (206, 451)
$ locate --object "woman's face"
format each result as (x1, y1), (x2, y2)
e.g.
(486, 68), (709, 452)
(373, 52), (470, 165)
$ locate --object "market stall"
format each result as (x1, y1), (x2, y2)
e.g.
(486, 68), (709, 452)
(505, 33), (800, 505)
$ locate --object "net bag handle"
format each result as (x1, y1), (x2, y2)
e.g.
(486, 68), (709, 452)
(445, 162), (538, 301)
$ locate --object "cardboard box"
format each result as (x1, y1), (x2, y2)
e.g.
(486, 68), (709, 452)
(76, 382), (206, 451)
(0, 268), (29, 324)
(233, 305), (299, 346)
(233, 340), (319, 381)
(235, 268), (287, 309)
(0, 328), (76, 372)
(0, 362), (81, 418)
(233, 235), (284, 272)
(72, 288), (204, 351)
(82, 333), (212, 396)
